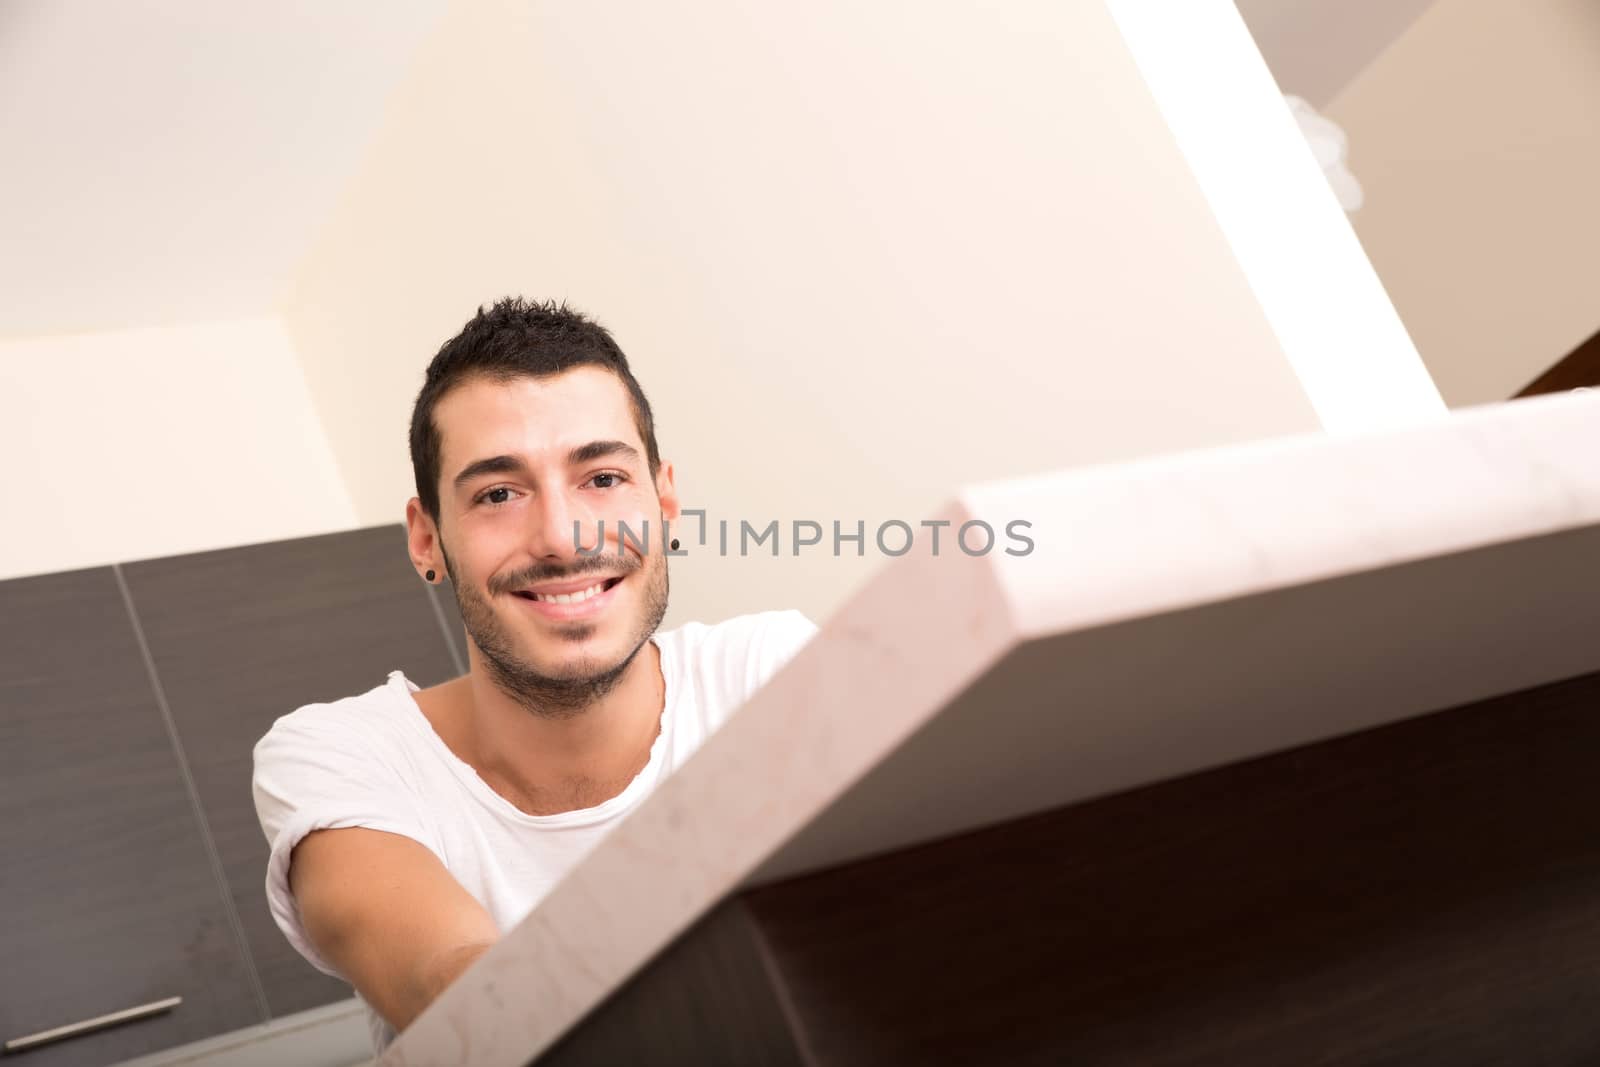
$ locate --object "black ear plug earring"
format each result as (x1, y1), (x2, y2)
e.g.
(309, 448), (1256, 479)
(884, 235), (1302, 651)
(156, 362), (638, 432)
(670, 539), (680, 551)
(425, 569), (436, 582)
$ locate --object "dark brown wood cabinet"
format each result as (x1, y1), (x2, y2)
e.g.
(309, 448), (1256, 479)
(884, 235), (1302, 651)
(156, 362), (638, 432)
(121, 524), (461, 1018)
(1, 525), (464, 1064)
(0, 567), (264, 1066)
(541, 667), (1600, 1067)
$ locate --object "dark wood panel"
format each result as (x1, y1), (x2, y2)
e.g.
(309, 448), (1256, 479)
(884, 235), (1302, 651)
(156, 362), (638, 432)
(0, 567), (263, 1066)
(537, 897), (806, 1067)
(121, 524), (461, 1018)
(544, 667), (1600, 1065)
(1514, 325), (1600, 397)
(738, 666), (1600, 1066)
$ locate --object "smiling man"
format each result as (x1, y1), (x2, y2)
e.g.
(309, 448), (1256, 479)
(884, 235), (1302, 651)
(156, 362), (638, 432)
(251, 298), (817, 1056)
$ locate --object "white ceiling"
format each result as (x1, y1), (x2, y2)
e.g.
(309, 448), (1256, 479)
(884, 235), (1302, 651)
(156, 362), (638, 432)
(1235, 0), (1438, 107)
(0, 0), (1431, 340)
(0, 0), (446, 337)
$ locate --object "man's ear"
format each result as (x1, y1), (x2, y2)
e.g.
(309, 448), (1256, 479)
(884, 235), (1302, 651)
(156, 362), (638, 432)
(654, 461), (680, 523)
(404, 497), (443, 579)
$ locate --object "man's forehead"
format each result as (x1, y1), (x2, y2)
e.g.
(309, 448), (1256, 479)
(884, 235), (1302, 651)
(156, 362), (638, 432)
(436, 369), (642, 472)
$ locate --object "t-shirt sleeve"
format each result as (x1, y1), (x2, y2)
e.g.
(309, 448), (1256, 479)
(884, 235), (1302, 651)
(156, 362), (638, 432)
(251, 709), (444, 980)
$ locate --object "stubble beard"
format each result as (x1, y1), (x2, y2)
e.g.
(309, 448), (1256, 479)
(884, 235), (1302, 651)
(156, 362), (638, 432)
(444, 544), (670, 720)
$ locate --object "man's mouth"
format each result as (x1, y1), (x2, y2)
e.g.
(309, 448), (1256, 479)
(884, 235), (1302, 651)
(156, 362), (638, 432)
(512, 575), (625, 605)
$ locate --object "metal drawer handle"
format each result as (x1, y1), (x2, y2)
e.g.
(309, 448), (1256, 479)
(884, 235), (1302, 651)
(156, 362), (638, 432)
(3, 996), (182, 1055)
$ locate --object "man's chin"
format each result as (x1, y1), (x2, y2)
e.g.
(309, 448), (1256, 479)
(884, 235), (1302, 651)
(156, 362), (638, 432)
(501, 627), (641, 680)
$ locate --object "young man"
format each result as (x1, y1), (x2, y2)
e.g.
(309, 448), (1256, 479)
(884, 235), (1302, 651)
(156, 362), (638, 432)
(251, 298), (817, 1056)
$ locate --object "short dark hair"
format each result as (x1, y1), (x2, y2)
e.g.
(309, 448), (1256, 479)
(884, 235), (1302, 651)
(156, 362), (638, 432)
(409, 297), (662, 522)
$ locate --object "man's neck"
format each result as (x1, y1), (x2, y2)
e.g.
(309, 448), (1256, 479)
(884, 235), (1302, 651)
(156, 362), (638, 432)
(416, 640), (665, 816)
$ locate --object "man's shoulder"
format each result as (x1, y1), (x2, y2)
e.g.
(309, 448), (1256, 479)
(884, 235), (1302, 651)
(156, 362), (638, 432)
(658, 608), (819, 714)
(660, 608), (818, 659)
(253, 672), (418, 762)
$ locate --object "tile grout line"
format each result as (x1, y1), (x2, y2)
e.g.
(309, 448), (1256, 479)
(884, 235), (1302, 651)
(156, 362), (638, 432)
(113, 563), (273, 1024)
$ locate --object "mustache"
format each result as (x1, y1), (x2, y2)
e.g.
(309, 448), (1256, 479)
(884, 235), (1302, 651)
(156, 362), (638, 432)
(487, 555), (641, 596)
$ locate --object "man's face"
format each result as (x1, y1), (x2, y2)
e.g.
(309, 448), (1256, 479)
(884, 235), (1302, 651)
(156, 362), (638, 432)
(424, 368), (677, 715)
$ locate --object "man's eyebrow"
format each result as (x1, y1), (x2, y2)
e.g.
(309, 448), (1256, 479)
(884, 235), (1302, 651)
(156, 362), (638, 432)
(452, 454), (528, 492)
(451, 441), (642, 492)
(567, 440), (642, 467)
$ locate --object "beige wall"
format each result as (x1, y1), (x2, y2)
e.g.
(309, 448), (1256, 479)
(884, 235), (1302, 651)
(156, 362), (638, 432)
(1234, 0), (1437, 107)
(284, 0), (1329, 629)
(1328, 0), (1600, 407)
(0, 317), (356, 581)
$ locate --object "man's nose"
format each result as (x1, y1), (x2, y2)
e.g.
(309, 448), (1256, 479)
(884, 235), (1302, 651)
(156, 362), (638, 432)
(529, 488), (601, 561)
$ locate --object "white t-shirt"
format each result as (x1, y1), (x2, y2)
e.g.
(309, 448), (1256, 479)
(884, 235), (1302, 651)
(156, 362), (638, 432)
(251, 608), (818, 1056)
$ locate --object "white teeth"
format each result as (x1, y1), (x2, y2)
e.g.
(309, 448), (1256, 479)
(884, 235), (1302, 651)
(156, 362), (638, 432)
(531, 581), (608, 604)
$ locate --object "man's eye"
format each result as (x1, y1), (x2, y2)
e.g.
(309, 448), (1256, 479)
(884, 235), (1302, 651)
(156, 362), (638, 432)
(477, 486), (516, 506)
(590, 472), (627, 490)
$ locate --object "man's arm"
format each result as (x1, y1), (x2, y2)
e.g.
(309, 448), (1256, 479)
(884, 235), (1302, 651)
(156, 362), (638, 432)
(289, 826), (501, 1033)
